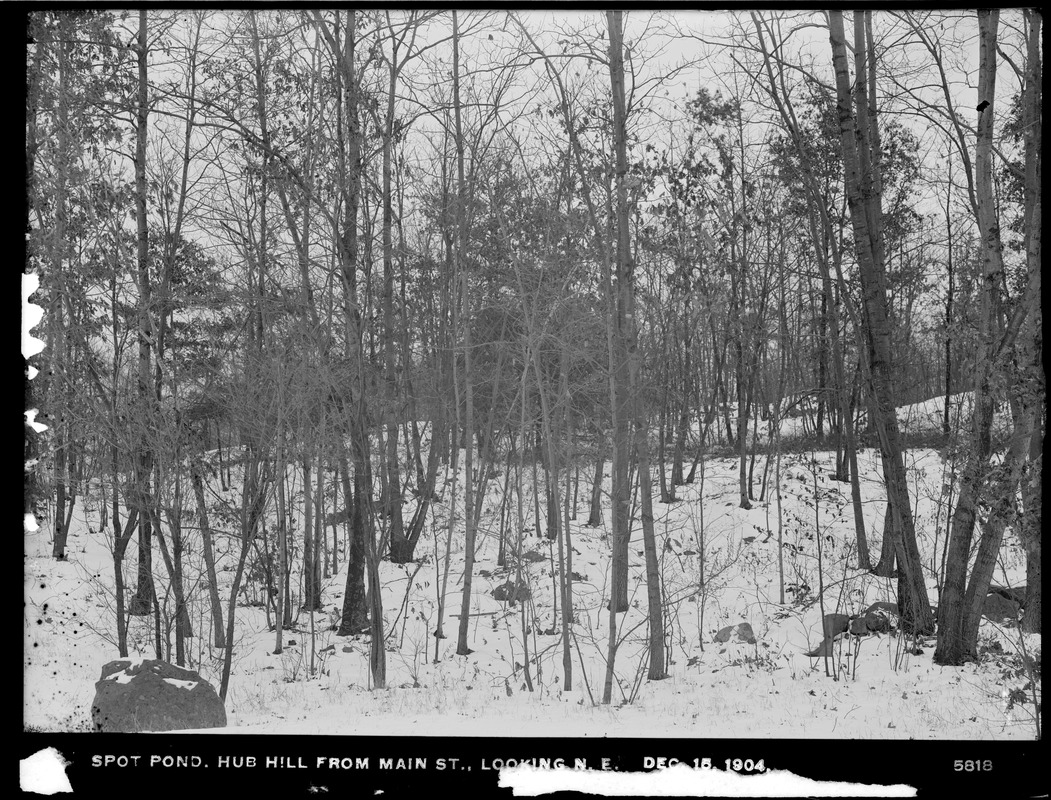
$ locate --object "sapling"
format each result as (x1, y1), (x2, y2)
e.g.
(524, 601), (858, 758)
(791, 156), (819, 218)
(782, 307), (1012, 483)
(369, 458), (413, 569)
(433, 451), (457, 662)
(992, 555), (1041, 739)
(693, 445), (707, 649)
(811, 453), (831, 679)
(570, 627), (597, 705)
(393, 561), (425, 648)
(514, 391), (534, 691)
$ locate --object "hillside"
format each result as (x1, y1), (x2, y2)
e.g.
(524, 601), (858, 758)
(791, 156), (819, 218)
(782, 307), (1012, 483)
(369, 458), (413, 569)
(24, 396), (1038, 740)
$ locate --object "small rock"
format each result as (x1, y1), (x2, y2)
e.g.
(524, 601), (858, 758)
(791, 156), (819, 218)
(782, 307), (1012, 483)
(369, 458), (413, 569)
(492, 580), (531, 603)
(714, 622), (756, 645)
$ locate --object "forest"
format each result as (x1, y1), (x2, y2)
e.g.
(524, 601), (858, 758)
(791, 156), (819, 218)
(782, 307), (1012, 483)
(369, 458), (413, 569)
(24, 9), (1041, 740)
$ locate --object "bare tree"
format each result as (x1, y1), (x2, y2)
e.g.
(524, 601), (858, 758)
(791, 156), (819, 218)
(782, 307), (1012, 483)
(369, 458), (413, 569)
(828, 11), (933, 634)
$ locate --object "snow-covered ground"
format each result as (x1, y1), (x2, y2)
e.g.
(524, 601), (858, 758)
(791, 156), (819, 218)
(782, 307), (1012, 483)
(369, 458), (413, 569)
(23, 397), (1039, 739)
(739, 390), (1010, 449)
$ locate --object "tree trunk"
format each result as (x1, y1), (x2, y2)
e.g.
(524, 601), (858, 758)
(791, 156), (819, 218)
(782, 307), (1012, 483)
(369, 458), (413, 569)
(192, 468), (226, 648)
(531, 341), (572, 689)
(935, 10), (1008, 664)
(943, 163), (955, 437)
(396, 412), (443, 562)
(1018, 7), (1043, 637)
(453, 11), (478, 659)
(608, 10), (666, 691)
(515, 375), (534, 690)
(323, 8), (385, 685)
(381, 29), (406, 559)
(50, 15), (71, 561)
(1020, 417), (1042, 634)
(587, 431), (605, 527)
(129, 9), (153, 617)
(671, 300), (692, 487)
(829, 11), (933, 635)
(220, 455), (271, 702)
(303, 453), (320, 611)
(845, 372), (869, 569)
(337, 452), (370, 635)
(958, 400), (1033, 654)
(274, 428), (288, 648)
(658, 394), (674, 503)
(607, 11), (633, 620)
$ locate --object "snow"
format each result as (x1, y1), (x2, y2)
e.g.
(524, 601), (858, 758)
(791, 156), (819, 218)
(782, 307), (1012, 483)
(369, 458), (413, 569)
(23, 395), (1039, 739)
(162, 678), (199, 691)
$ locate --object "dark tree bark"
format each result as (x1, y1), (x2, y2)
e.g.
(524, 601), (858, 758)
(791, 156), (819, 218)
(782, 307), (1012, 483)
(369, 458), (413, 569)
(220, 456), (272, 702)
(607, 12), (633, 619)
(829, 11), (933, 634)
(1018, 7), (1043, 636)
(129, 9), (154, 617)
(942, 161), (955, 437)
(587, 429), (605, 527)
(48, 14), (73, 562)
(454, 10), (479, 659)
(958, 400), (1033, 653)
(309, 11), (375, 647)
(192, 467), (226, 648)
(380, 18), (406, 560)
(1020, 418), (1042, 634)
(303, 455), (321, 611)
(608, 9), (666, 688)
(935, 10), (1007, 664)
(336, 452), (370, 635)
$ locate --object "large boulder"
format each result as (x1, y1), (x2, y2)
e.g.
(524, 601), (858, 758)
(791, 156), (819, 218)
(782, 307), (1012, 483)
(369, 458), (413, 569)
(91, 659), (227, 733)
(982, 592), (1021, 623)
(988, 585), (1026, 606)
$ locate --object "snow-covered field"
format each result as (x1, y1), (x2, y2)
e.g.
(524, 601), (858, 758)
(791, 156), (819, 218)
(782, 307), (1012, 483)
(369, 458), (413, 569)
(23, 397), (1039, 740)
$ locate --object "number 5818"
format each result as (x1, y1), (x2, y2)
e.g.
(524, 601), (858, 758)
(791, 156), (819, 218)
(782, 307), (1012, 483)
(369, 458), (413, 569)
(954, 760), (992, 772)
